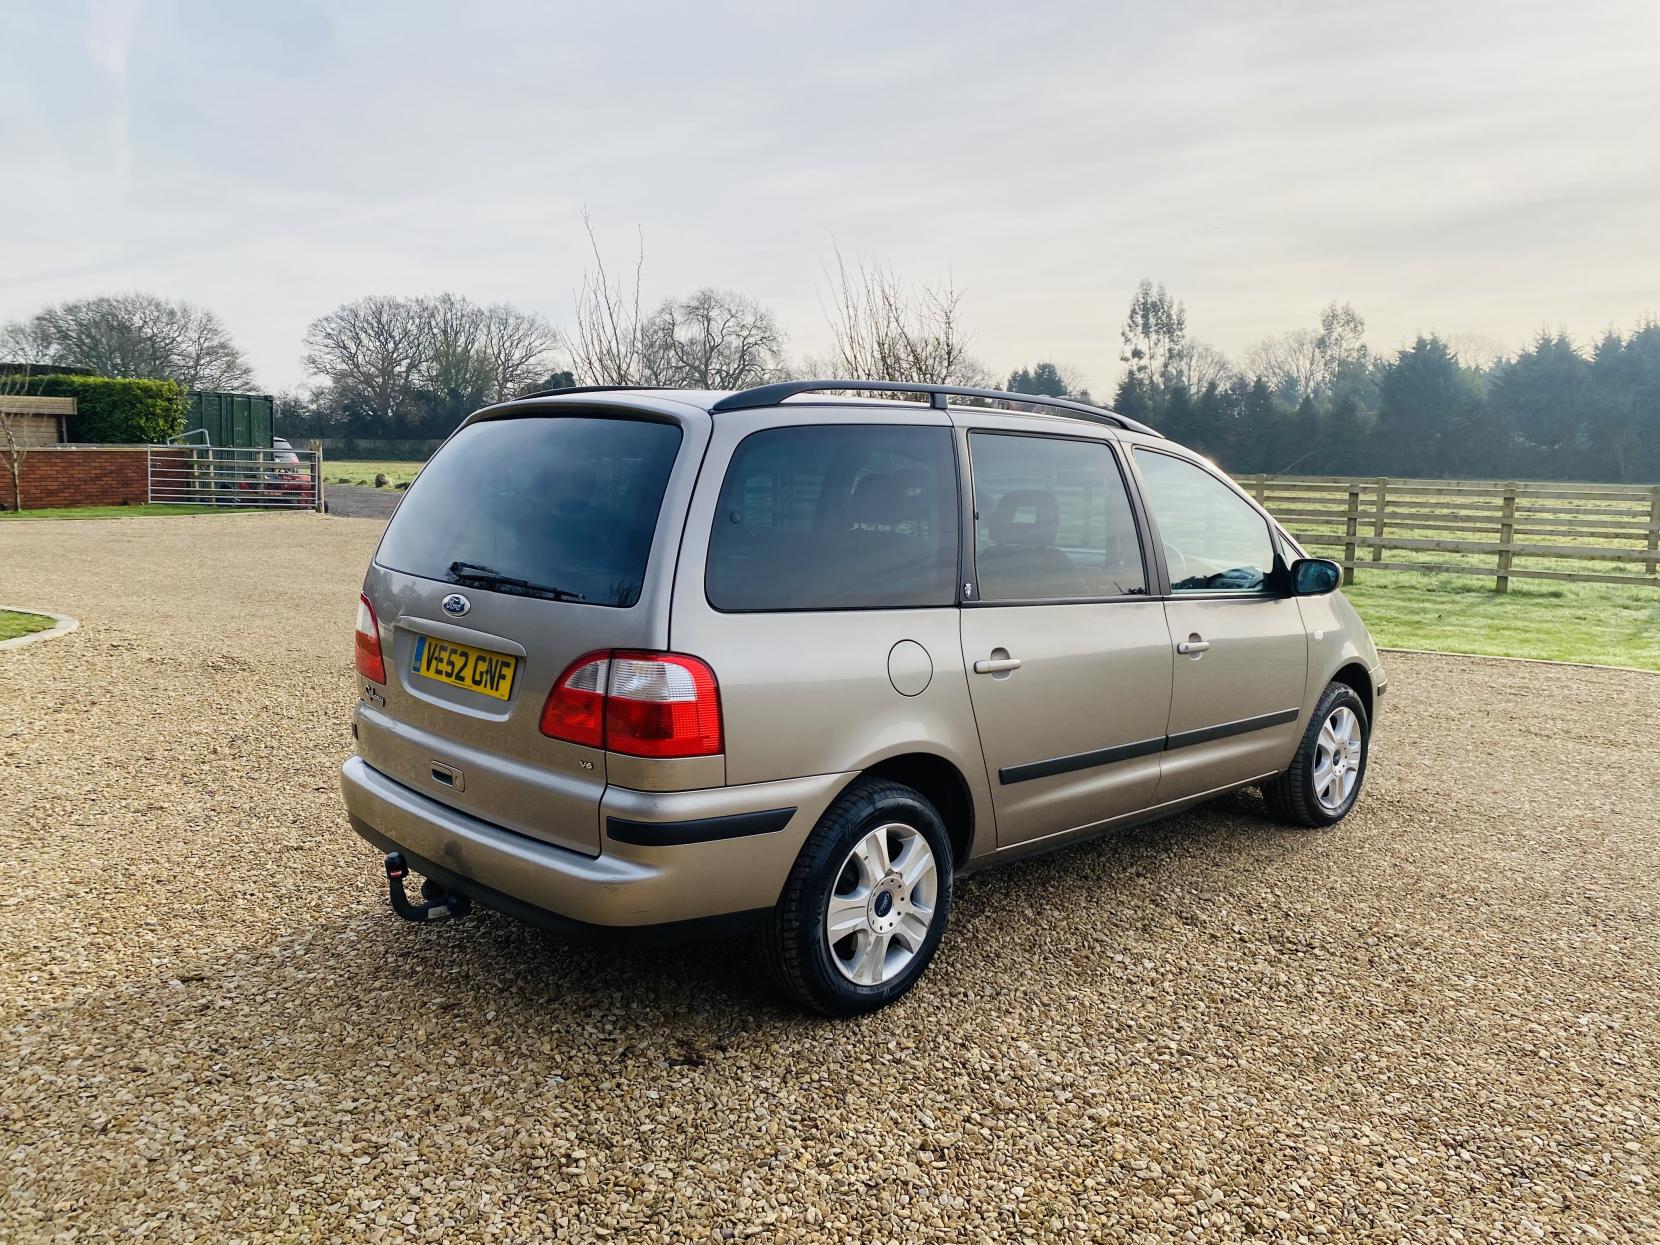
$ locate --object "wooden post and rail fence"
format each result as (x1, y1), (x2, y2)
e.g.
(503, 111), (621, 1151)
(1240, 475), (1660, 592)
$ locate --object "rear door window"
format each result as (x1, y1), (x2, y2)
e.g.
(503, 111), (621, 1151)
(376, 416), (681, 607)
(969, 433), (1146, 600)
(706, 424), (958, 611)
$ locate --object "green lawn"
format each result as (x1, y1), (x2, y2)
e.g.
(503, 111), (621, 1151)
(1344, 574), (1660, 670)
(0, 503), (226, 520)
(325, 460), (426, 488)
(0, 610), (56, 641)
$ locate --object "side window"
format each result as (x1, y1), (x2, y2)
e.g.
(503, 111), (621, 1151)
(706, 424), (958, 611)
(1133, 450), (1276, 593)
(969, 433), (1145, 601)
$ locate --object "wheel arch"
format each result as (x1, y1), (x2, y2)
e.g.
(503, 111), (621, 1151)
(847, 752), (976, 870)
(1328, 660), (1375, 725)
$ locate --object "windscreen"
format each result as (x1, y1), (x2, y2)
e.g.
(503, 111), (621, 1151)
(376, 415), (682, 607)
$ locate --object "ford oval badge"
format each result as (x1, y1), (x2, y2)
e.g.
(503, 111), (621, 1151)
(441, 593), (470, 617)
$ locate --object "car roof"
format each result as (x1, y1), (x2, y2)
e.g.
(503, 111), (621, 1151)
(481, 383), (1161, 440)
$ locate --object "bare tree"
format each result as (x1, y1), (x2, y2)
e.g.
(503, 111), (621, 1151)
(642, 288), (785, 389)
(566, 213), (648, 385)
(1244, 329), (1323, 402)
(1443, 331), (1508, 369)
(420, 292), (494, 407)
(0, 364), (35, 511)
(479, 303), (557, 400)
(821, 250), (980, 385)
(1247, 302), (1371, 401)
(3, 293), (254, 389)
(302, 296), (430, 427)
(1314, 302), (1368, 381)
(1177, 340), (1236, 393)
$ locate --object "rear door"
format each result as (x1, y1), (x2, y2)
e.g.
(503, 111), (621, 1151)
(1128, 447), (1308, 799)
(355, 405), (696, 857)
(957, 428), (1172, 847)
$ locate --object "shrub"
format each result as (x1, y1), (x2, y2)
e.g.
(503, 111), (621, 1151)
(28, 375), (188, 443)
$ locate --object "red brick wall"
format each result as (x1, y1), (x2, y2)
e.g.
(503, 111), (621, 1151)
(6, 446), (159, 510)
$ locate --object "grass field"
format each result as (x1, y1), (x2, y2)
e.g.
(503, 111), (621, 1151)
(324, 460), (425, 488)
(0, 609), (55, 641)
(0, 504), (220, 521)
(1279, 490), (1660, 670)
(1344, 575), (1660, 671)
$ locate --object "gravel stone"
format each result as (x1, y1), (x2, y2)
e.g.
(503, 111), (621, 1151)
(2, 514), (1657, 1243)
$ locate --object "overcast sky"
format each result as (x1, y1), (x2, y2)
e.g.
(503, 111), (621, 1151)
(3, 0), (1658, 393)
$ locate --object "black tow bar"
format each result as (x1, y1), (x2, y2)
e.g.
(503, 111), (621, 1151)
(383, 852), (472, 923)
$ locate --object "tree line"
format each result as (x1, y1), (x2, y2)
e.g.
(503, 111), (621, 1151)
(1110, 280), (1660, 484)
(3, 250), (1655, 481)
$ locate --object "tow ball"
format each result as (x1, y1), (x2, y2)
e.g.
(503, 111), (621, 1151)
(383, 852), (472, 923)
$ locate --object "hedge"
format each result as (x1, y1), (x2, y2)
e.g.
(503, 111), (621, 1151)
(27, 375), (187, 444)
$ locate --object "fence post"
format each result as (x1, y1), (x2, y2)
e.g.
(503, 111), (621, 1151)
(1371, 477), (1387, 563)
(1647, 485), (1660, 578)
(1342, 483), (1360, 586)
(1495, 481), (1517, 593)
(312, 440), (326, 514)
(1252, 474), (1266, 504)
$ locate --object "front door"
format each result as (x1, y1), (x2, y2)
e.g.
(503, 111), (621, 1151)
(1129, 448), (1308, 799)
(958, 430), (1172, 847)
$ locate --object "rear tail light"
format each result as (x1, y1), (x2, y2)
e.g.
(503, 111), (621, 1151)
(355, 594), (386, 683)
(606, 651), (723, 758)
(538, 654), (609, 749)
(540, 650), (722, 758)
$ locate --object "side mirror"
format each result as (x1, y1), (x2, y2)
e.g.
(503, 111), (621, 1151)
(1291, 558), (1342, 595)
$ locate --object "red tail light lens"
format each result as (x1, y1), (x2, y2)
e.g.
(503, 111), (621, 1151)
(539, 653), (610, 749)
(605, 651), (723, 758)
(539, 650), (722, 758)
(354, 594), (386, 684)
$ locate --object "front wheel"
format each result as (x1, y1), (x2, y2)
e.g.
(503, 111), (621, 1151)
(1263, 682), (1370, 827)
(759, 778), (952, 1017)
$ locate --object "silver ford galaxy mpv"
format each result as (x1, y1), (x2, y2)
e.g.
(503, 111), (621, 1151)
(342, 380), (1384, 1015)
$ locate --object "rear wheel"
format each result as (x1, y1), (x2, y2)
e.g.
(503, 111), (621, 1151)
(759, 778), (952, 1016)
(1263, 682), (1370, 827)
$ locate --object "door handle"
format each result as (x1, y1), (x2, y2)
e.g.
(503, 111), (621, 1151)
(1176, 638), (1211, 655)
(973, 657), (1023, 674)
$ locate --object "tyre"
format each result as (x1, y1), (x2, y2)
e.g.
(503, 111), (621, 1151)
(1263, 682), (1370, 827)
(759, 778), (952, 1017)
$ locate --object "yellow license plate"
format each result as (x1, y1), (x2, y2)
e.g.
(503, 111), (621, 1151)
(410, 634), (518, 701)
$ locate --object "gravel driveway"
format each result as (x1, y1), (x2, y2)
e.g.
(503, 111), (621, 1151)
(3, 513), (1657, 1243)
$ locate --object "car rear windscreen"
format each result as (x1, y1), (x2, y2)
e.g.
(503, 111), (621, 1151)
(376, 416), (682, 607)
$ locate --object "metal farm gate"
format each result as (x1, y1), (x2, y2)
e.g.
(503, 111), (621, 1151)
(147, 437), (324, 511)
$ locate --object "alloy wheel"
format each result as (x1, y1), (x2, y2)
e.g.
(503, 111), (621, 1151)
(824, 822), (939, 986)
(1314, 704), (1363, 810)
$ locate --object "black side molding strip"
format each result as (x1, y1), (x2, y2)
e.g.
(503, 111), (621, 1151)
(606, 806), (797, 846)
(999, 737), (1164, 785)
(1164, 707), (1300, 751)
(999, 708), (1301, 786)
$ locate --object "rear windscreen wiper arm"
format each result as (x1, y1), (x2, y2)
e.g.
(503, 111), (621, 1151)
(447, 561), (586, 602)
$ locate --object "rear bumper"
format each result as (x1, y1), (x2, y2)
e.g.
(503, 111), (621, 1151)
(340, 755), (850, 932)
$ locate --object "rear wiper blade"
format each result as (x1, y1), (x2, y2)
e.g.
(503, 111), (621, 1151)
(446, 561), (586, 602)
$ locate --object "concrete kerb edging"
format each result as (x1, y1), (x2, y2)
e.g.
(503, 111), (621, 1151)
(0, 606), (79, 652)
(1378, 646), (1660, 677)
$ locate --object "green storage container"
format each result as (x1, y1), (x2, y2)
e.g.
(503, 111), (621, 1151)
(186, 391), (274, 448)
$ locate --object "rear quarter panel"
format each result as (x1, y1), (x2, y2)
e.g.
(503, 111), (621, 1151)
(667, 404), (998, 858)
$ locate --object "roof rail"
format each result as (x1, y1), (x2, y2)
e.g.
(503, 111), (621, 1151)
(708, 379), (1162, 437)
(512, 384), (665, 402)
